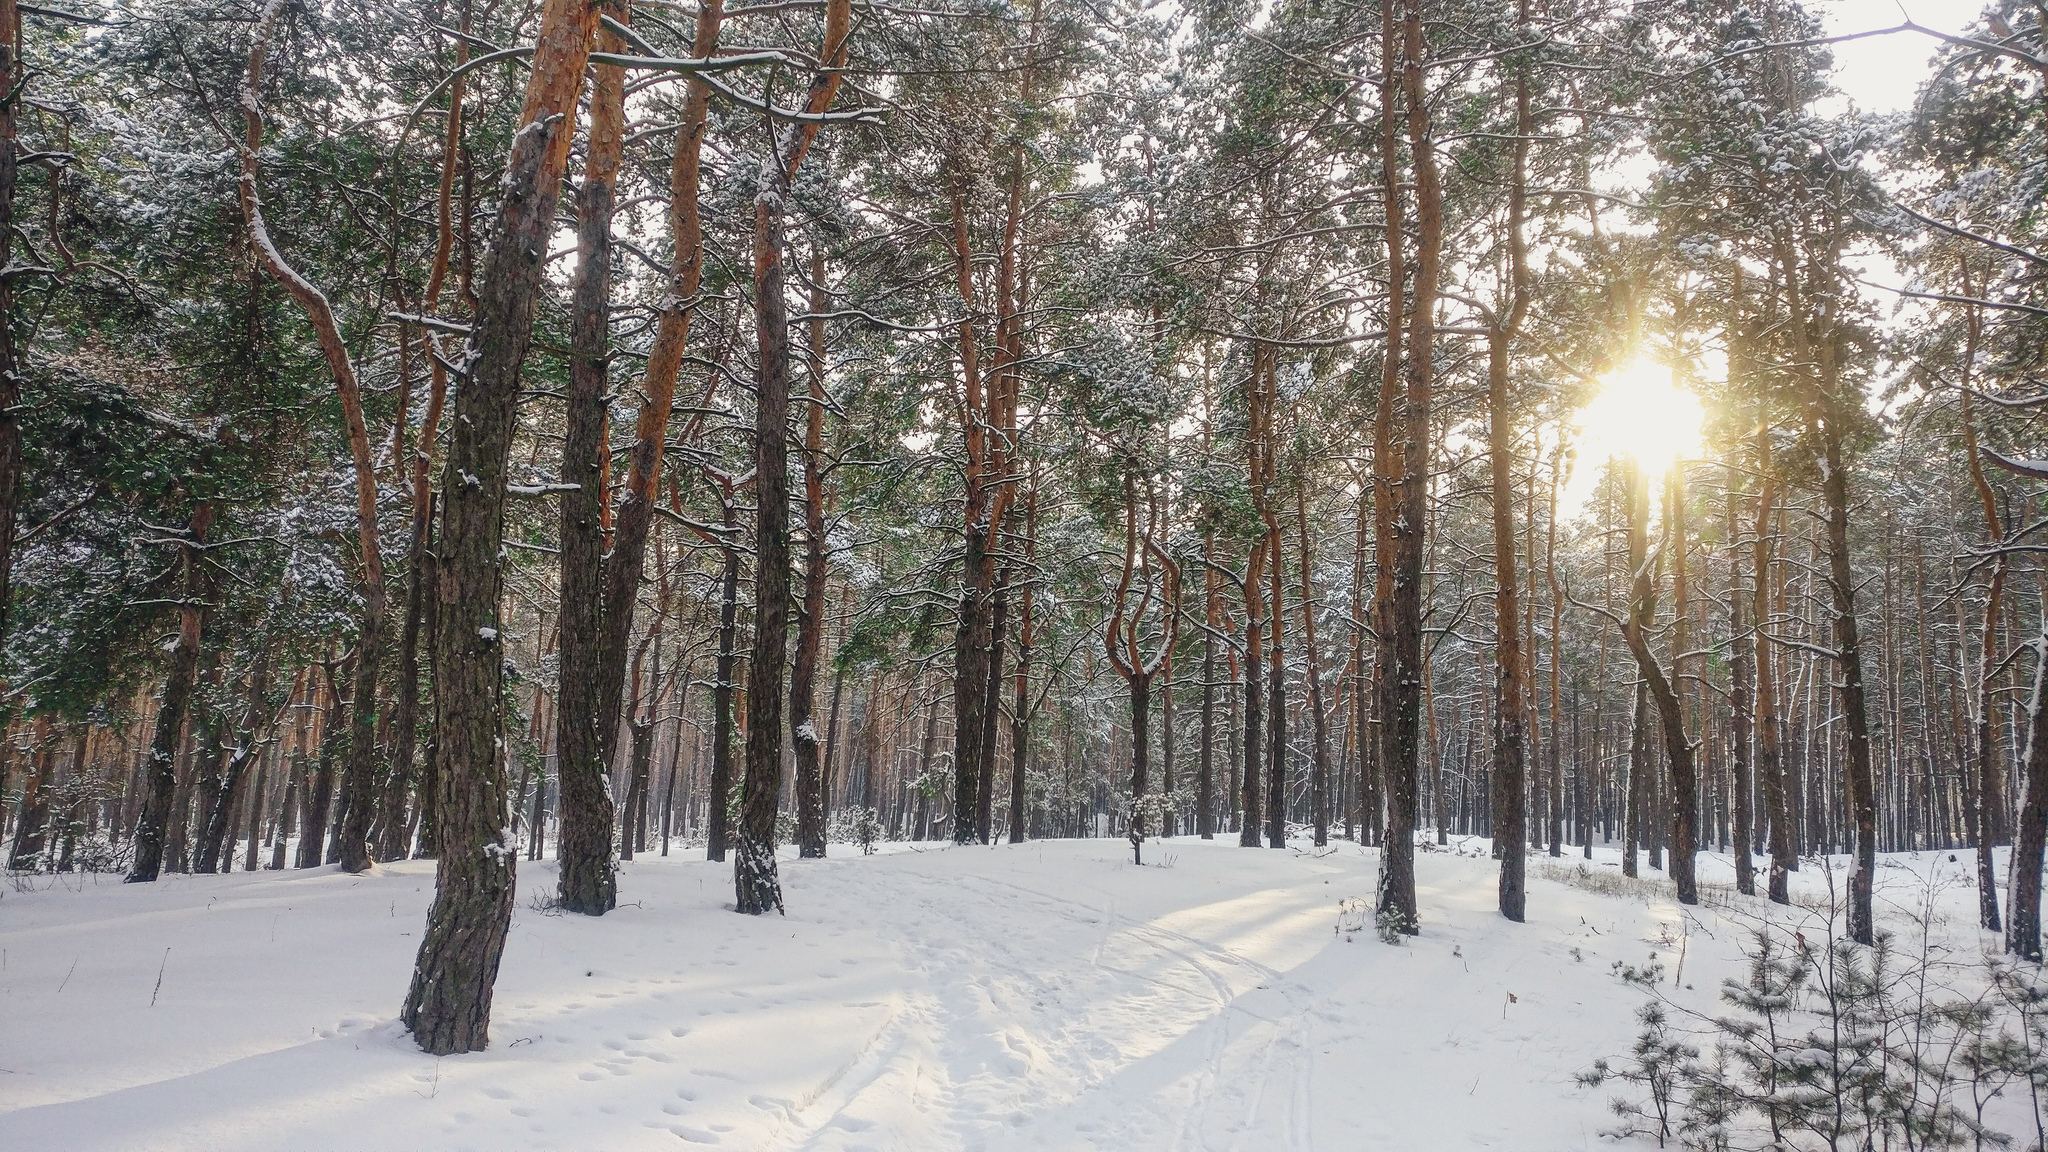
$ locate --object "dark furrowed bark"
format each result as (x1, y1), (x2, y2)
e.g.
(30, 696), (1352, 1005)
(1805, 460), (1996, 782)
(1376, 0), (1438, 938)
(793, 250), (830, 860)
(403, 0), (597, 1055)
(196, 657), (271, 874)
(706, 499), (740, 862)
(554, 1), (629, 917)
(128, 503), (212, 883)
(735, 172), (793, 916)
(978, 579), (1007, 842)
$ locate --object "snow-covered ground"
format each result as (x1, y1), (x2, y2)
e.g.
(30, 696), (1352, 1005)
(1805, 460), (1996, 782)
(0, 835), (2006, 1150)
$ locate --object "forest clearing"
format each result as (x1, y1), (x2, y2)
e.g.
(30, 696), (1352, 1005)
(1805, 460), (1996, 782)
(2, 838), (2017, 1150)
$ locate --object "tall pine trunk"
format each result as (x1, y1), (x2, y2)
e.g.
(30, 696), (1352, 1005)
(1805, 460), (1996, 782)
(403, 0), (597, 1055)
(128, 504), (212, 882)
(554, 3), (628, 916)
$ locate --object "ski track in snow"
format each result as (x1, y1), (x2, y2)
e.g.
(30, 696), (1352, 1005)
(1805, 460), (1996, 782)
(0, 837), (2005, 1151)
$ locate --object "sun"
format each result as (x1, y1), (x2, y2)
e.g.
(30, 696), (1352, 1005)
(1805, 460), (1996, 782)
(1572, 360), (1703, 474)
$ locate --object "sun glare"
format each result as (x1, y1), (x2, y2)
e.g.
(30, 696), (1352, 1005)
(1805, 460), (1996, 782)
(1560, 362), (1705, 514)
(1574, 362), (1703, 471)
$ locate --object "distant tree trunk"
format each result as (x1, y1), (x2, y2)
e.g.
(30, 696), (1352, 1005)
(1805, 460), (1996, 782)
(1961, 374), (2009, 931)
(9, 732), (49, 871)
(553, 1), (628, 916)
(1265, 522), (1286, 849)
(1623, 681), (1648, 880)
(1009, 482), (1038, 844)
(1242, 344), (1274, 850)
(243, 751), (267, 871)
(1619, 460), (1698, 905)
(196, 656), (271, 874)
(1812, 407), (1876, 944)
(387, 12), (468, 865)
(1751, 409), (1793, 904)
(403, 0), (598, 1056)
(299, 658), (345, 868)
(269, 756), (296, 870)
(793, 250), (832, 860)
(1297, 484), (1330, 848)
(1727, 484), (1757, 898)
(129, 503), (212, 883)
(1240, 537), (1265, 849)
(1545, 448), (1565, 858)
(0, 0), (23, 655)
(1198, 533), (1218, 840)
(241, 2), (386, 877)
(706, 498), (741, 862)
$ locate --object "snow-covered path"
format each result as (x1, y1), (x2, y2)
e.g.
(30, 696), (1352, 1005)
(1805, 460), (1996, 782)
(0, 837), (1992, 1150)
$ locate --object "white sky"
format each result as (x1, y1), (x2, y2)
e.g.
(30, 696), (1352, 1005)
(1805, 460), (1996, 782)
(1820, 0), (1983, 114)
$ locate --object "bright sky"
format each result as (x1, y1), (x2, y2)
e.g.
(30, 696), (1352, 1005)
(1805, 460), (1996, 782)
(1820, 0), (1982, 114)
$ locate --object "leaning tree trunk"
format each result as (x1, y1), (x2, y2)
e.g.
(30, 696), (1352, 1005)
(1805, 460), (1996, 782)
(402, 0), (597, 1056)
(1620, 461), (1699, 906)
(128, 503), (212, 883)
(196, 656), (271, 874)
(592, 0), (724, 875)
(553, 2), (628, 916)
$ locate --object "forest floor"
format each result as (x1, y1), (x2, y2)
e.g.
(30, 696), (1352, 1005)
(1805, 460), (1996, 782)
(0, 833), (2004, 1151)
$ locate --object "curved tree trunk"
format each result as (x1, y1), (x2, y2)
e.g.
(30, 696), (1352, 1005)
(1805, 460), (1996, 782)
(241, 3), (387, 876)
